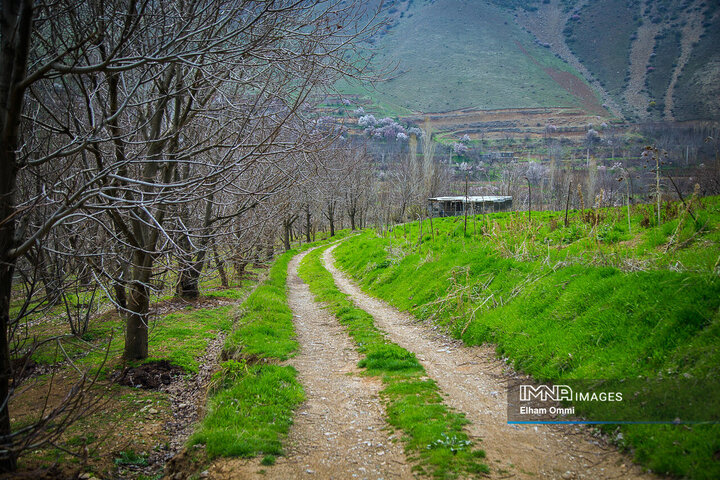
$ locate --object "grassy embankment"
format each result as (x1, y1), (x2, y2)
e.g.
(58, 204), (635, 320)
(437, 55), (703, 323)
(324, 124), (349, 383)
(189, 249), (303, 465)
(333, 196), (720, 479)
(298, 246), (488, 478)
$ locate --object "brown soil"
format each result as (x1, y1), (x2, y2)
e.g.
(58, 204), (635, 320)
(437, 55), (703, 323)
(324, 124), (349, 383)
(545, 68), (606, 116)
(513, 41), (606, 117)
(206, 249), (413, 479)
(10, 370), (172, 479)
(0, 464), (77, 480)
(115, 360), (185, 389)
(11, 287), (258, 479)
(323, 244), (658, 480)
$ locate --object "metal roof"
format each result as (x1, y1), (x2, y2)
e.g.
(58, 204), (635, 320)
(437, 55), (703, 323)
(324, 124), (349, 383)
(429, 196), (512, 203)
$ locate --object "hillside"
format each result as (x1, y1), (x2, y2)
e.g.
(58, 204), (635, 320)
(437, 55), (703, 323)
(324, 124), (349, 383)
(349, 0), (720, 122)
(343, 0), (606, 115)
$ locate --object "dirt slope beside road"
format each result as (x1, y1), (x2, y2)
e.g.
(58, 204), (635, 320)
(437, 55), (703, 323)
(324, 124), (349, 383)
(324, 244), (656, 480)
(208, 250), (412, 479)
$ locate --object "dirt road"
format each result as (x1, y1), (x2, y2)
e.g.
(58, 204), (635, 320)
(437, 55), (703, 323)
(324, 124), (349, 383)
(208, 250), (413, 479)
(323, 244), (655, 480)
(208, 246), (657, 479)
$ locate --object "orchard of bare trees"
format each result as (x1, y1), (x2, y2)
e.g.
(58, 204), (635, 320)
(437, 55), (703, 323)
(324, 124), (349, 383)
(0, 0), (385, 471)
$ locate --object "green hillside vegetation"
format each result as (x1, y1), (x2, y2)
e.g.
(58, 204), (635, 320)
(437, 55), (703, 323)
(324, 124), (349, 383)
(645, 29), (681, 113)
(673, 9), (720, 121)
(333, 197), (720, 479)
(564, 0), (637, 96)
(345, 0), (593, 112)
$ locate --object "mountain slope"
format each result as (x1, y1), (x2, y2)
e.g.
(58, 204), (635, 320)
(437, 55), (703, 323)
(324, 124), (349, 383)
(521, 0), (719, 121)
(346, 0), (605, 114)
(348, 0), (720, 122)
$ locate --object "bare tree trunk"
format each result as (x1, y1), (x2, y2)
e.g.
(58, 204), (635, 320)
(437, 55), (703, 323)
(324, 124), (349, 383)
(234, 259), (248, 281)
(525, 177), (532, 223)
(464, 173), (468, 235)
(114, 283), (127, 313)
(176, 257), (205, 299)
(0, 197), (16, 472)
(283, 220), (291, 251)
(429, 213), (435, 241)
(305, 206), (311, 242)
(564, 181), (572, 227)
(32, 249), (61, 306)
(177, 196), (214, 299)
(0, 0), (32, 468)
(213, 241), (228, 288)
(124, 252), (152, 360)
(125, 286), (149, 360)
(327, 202), (336, 237)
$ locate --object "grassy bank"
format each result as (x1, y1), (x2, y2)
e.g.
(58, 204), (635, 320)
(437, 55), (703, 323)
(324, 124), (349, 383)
(190, 250), (303, 462)
(333, 198), (720, 479)
(298, 246), (488, 479)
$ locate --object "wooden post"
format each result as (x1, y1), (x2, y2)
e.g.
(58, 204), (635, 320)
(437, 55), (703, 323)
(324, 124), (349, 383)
(525, 176), (531, 223)
(564, 180), (572, 227)
(464, 172), (469, 235)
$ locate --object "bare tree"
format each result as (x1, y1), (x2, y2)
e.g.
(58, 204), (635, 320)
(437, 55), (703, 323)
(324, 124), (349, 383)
(0, 0), (380, 470)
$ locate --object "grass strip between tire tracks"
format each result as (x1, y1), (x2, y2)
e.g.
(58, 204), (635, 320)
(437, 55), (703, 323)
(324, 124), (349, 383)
(298, 245), (489, 479)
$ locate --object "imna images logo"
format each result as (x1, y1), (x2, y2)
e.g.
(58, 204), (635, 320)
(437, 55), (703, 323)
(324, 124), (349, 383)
(519, 384), (573, 402)
(518, 384), (623, 403)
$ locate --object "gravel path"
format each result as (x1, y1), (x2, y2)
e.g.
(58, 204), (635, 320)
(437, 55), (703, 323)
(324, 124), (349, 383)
(208, 249), (413, 480)
(324, 244), (657, 480)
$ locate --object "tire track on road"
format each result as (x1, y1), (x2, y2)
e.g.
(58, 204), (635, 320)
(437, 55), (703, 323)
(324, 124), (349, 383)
(210, 249), (412, 480)
(324, 244), (656, 480)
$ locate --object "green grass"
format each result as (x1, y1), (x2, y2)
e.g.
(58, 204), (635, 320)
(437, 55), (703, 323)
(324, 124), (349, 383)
(191, 363), (304, 458)
(190, 250), (304, 460)
(298, 246), (488, 479)
(114, 449), (149, 467)
(333, 197), (720, 479)
(30, 303), (237, 375)
(27, 277), (258, 370)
